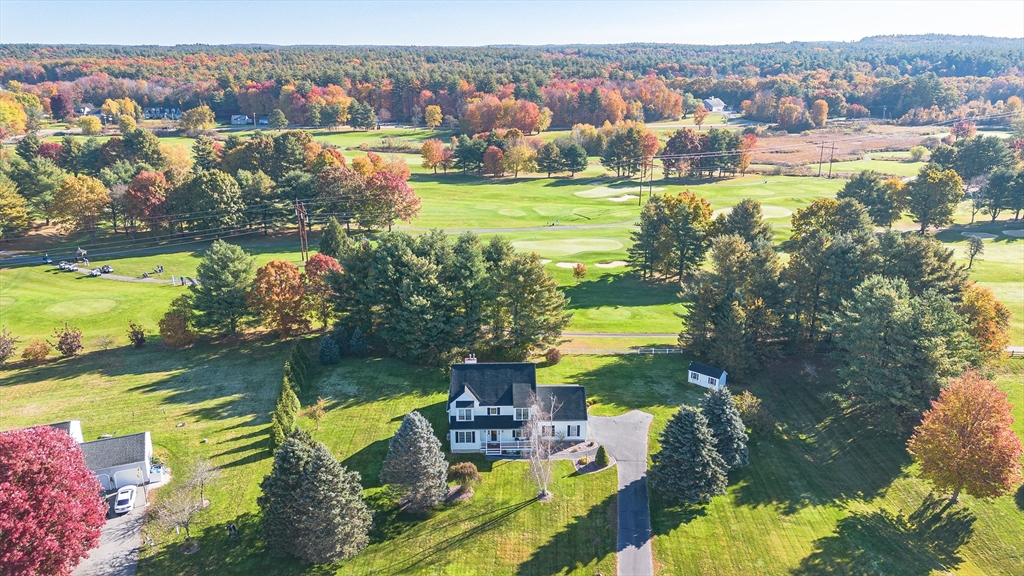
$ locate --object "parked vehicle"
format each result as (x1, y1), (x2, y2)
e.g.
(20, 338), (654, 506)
(101, 265), (113, 273)
(89, 268), (102, 277)
(57, 261), (68, 270)
(113, 485), (136, 514)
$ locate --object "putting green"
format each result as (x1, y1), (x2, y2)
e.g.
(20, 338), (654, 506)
(713, 205), (793, 219)
(498, 208), (527, 217)
(575, 186), (663, 199)
(45, 298), (117, 317)
(580, 307), (633, 321)
(512, 239), (623, 256)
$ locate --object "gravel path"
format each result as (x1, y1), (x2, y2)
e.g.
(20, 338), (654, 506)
(589, 411), (655, 576)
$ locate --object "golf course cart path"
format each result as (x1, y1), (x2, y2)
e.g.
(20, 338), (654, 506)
(589, 411), (655, 576)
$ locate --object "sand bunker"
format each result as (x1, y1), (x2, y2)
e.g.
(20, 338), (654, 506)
(961, 232), (998, 239)
(608, 195), (638, 202)
(540, 259), (552, 264)
(556, 262), (582, 269)
(575, 186), (663, 199)
(512, 239), (623, 256)
(712, 205), (793, 219)
(595, 261), (628, 268)
(1002, 229), (1024, 238)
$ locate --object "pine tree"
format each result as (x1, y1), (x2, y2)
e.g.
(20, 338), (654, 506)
(289, 342), (312, 376)
(331, 325), (349, 356)
(192, 240), (256, 334)
(258, 431), (371, 563)
(561, 144), (589, 176)
(349, 327), (369, 357)
(318, 217), (352, 259)
(595, 445), (609, 467)
(650, 405), (727, 505)
(536, 142), (563, 177)
(379, 411), (450, 513)
(700, 388), (749, 470)
(319, 335), (341, 364)
(283, 359), (304, 393)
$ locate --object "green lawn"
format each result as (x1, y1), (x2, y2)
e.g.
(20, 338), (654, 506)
(822, 158), (928, 177)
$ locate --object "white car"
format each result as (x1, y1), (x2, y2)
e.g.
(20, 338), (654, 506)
(113, 486), (136, 514)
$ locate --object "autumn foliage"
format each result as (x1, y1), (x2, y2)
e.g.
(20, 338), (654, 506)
(907, 370), (1023, 505)
(304, 253), (343, 329)
(247, 260), (309, 337)
(956, 282), (1012, 359)
(0, 426), (107, 576)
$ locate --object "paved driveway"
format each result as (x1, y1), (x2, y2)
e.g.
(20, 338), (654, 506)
(589, 411), (655, 576)
(73, 493), (145, 576)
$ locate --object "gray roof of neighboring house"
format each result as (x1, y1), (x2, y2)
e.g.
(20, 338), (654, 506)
(47, 421), (75, 434)
(688, 361), (726, 379)
(80, 432), (149, 471)
(448, 362), (537, 406)
(703, 97), (726, 107)
(537, 386), (588, 421)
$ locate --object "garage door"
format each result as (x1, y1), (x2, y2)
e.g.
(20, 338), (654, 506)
(113, 468), (142, 489)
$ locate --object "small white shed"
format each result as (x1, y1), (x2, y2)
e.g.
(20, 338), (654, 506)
(687, 361), (727, 390)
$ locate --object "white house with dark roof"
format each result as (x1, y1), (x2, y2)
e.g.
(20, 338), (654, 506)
(80, 432), (153, 490)
(447, 360), (588, 455)
(702, 97), (727, 112)
(688, 361), (727, 390)
(47, 420), (84, 443)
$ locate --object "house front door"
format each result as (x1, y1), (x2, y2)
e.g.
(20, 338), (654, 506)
(489, 430), (499, 442)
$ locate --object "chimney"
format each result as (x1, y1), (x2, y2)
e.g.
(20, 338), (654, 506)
(464, 354), (477, 364)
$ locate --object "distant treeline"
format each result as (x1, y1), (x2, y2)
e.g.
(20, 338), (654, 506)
(1, 36), (1022, 126)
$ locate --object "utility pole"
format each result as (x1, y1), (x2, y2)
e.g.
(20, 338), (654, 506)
(827, 142), (836, 179)
(294, 200), (309, 261)
(817, 141), (826, 177)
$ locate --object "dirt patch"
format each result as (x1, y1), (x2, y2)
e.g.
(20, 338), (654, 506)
(446, 486), (474, 502)
(749, 124), (939, 166)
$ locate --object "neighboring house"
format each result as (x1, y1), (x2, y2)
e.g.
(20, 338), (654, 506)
(702, 97), (727, 112)
(230, 114), (251, 125)
(80, 432), (154, 490)
(688, 361), (727, 390)
(447, 359), (588, 455)
(48, 420), (84, 443)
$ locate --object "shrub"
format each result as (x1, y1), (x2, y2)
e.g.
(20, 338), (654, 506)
(908, 145), (928, 161)
(159, 295), (197, 348)
(51, 323), (83, 357)
(733, 390), (773, 433)
(595, 445), (609, 467)
(22, 339), (50, 363)
(578, 456), (589, 465)
(447, 462), (483, 493)
(545, 347), (562, 365)
(349, 327), (368, 358)
(331, 325), (349, 356)
(0, 328), (18, 365)
(94, 335), (115, 351)
(319, 335), (341, 365)
(127, 321), (147, 348)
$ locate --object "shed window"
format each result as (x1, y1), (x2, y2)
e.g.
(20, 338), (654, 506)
(708, 377), (718, 387)
(689, 371), (699, 381)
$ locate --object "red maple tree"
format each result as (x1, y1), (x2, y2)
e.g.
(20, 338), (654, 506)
(0, 426), (107, 576)
(247, 260), (309, 337)
(907, 370), (1023, 507)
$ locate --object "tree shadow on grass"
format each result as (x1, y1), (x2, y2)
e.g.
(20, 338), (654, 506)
(791, 494), (976, 576)
(563, 271), (682, 309)
(516, 492), (617, 576)
(732, 356), (909, 515)
(1016, 484), (1024, 511)
(649, 490), (709, 538)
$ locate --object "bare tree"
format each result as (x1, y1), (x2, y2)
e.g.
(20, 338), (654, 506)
(305, 396), (327, 431)
(187, 458), (220, 508)
(523, 391), (563, 501)
(154, 486), (205, 543)
(967, 236), (984, 269)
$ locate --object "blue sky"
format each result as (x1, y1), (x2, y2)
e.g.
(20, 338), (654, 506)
(1, 1), (1022, 45)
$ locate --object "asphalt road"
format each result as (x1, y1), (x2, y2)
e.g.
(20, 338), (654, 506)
(589, 411), (655, 576)
(73, 494), (145, 576)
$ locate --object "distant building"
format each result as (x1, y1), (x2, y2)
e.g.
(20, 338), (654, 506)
(702, 97), (727, 113)
(688, 361), (727, 390)
(231, 114), (251, 125)
(447, 359), (588, 455)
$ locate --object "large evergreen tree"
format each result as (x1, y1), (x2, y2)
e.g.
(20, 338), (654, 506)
(650, 405), (728, 505)
(536, 142), (563, 177)
(379, 411), (449, 513)
(317, 216), (352, 259)
(699, 388), (749, 470)
(837, 170), (903, 227)
(721, 198), (773, 246)
(191, 240), (256, 333)
(258, 431), (371, 563)
(906, 166), (964, 233)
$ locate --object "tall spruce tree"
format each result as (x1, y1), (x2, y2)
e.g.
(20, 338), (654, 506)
(650, 405), (728, 505)
(700, 388), (749, 469)
(258, 431), (371, 563)
(318, 335), (341, 364)
(191, 240), (256, 333)
(379, 411), (449, 513)
(722, 198), (773, 246)
(317, 217), (352, 259)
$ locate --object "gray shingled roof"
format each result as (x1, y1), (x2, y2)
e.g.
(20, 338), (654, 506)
(47, 421), (74, 433)
(80, 432), (148, 470)
(688, 361), (726, 379)
(448, 362), (537, 405)
(537, 386), (588, 421)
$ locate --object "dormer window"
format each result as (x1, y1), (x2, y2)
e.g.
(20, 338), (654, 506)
(487, 407), (500, 416)
(457, 408), (474, 421)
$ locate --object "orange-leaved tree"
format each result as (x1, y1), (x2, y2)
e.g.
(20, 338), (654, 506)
(420, 138), (445, 174)
(247, 260), (308, 337)
(304, 253), (343, 330)
(907, 370), (1023, 508)
(956, 282), (1011, 359)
